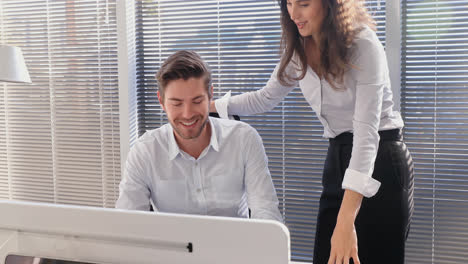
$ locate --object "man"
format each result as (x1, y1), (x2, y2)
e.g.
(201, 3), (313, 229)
(116, 50), (282, 222)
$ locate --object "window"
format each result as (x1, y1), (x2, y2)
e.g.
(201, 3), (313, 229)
(401, 1), (468, 263)
(0, 0), (120, 207)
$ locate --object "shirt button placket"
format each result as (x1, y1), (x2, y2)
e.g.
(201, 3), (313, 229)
(194, 160), (207, 214)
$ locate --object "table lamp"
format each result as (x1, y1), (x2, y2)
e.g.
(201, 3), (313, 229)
(0, 45), (31, 83)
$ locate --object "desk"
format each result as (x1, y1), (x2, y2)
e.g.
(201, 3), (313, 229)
(0, 200), (290, 264)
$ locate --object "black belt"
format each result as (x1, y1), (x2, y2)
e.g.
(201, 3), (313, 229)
(330, 128), (403, 144)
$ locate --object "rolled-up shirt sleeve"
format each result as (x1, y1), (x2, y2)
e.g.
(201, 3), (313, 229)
(243, 126), (283, 222)
(342, 33), (389, 198)
(215, 63), (298, 116)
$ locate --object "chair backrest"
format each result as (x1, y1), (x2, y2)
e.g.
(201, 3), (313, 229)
(209, 112), (240, 121)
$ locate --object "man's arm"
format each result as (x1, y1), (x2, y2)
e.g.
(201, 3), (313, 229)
(115, 148), (152, 211)
(243, 126), (283, 222)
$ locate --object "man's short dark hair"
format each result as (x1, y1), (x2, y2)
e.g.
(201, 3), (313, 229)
(156, 50), (212, 100)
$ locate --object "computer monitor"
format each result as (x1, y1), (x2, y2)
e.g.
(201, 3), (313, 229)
(0, 200), (290, 264)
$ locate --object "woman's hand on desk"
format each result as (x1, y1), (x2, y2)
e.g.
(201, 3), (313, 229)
(328, 189), (363, 264)
(328, 219), (360, 264)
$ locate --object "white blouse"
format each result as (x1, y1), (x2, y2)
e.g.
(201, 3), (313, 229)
(215, 26), (404, 198)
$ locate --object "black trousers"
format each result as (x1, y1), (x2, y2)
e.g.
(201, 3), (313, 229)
(313, 129), (414, 264)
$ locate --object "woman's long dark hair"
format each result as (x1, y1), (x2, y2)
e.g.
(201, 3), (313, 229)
(277, 0), (376, 88)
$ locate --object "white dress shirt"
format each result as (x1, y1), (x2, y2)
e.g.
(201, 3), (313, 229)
(116, 117), (283, 222)
(215, 26), (404, 198)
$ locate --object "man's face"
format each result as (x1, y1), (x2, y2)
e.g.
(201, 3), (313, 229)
(158, 77), (211, 142)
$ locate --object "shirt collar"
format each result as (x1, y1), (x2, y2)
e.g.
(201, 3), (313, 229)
(167, 117), (219, 161)
(167, 124), (180, 160)
(208, 117), (220, 152)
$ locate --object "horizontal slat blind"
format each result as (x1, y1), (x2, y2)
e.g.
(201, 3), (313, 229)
(0, 83), (8, 200)
(401, 1), (468, 263)
(0, 0), (8, 199)
(136, 1), (386, 262)
(0, 0), (121, 207)
(366, 0), (387, 45)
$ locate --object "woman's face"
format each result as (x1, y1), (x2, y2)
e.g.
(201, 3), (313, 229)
(286, 0), (326, 38)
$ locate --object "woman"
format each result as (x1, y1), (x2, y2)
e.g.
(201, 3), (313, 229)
(211, 0), (414, 263)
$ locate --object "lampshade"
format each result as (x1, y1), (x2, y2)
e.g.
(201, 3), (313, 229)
(0, 45), (31, 83)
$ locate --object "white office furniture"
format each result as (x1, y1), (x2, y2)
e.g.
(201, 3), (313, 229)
(0, 200), (290, 264)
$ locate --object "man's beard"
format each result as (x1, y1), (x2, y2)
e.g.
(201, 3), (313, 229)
(171, 114), (209, 140)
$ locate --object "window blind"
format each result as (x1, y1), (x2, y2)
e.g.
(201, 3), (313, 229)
(135, 0), (386, 262)
(367, 0), (387, 45)
(401, 1), (468, 263)
(0, 0), (120, 207)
